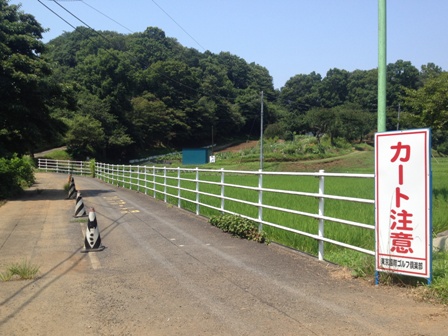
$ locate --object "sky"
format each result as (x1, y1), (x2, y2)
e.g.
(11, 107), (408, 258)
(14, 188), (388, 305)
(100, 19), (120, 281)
(9, 0), (448, 89)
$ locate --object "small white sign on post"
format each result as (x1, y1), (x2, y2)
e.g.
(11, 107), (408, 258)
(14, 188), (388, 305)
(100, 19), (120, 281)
(375, 129), (432, 279)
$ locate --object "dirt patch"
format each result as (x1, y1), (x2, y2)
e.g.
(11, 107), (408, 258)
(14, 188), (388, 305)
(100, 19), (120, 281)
(217, 140), (259, 152)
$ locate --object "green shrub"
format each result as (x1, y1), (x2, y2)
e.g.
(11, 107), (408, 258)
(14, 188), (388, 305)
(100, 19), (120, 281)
(89, 159), (96, 177)
(0, 155), (35, 199)
(209, 214), (268, 243)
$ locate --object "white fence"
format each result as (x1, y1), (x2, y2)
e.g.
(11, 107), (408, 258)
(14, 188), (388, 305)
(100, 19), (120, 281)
(94, 162), (375, 260)
(37, 159), (376, 259)
(38, 159), (91, 176)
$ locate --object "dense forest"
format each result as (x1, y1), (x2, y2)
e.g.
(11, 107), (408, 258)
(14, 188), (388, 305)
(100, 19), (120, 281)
(1, 1), (448, 163)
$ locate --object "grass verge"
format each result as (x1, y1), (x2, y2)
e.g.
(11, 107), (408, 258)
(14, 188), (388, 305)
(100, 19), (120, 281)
(0, 259), (40, 281)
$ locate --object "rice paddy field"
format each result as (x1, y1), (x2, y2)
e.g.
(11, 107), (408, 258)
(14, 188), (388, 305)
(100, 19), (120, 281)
(127, 152), (448, 301)
(44, 144), (448, 302)
(103, 152), (447, 267)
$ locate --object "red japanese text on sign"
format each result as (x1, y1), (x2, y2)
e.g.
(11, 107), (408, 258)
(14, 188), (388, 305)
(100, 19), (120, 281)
(375, 129), (431, 279)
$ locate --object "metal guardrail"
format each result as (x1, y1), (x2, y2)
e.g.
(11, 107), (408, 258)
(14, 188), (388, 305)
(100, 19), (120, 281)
(94, 162), (375, 260)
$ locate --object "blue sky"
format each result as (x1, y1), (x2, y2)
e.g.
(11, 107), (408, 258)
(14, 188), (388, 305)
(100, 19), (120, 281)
(9, 0), (448, 89)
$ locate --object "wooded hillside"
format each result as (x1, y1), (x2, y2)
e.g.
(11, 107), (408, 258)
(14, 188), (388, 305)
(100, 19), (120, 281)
(2, 1), (447, 162)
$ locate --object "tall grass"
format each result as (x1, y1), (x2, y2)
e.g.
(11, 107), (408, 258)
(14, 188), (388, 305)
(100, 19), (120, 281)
(431, 157), (448, 234)
(0, 259), (40, 281)
(104, 155), (446, 254)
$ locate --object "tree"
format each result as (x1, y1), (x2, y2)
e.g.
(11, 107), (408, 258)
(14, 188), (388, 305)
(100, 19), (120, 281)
(319, 68), (350, 108)
(347, 69), (378, 112)
(333, 103), (375, 142)
(386, 60), (420, 110)
(420, 62), (442, 84)
(278, 72), (322, 114)
(65, 115), (105, 160)
(304, 107), (338, 144)
(246, 62), (276, 101)
(217, 51), (251, 90)
(0, 1), (64, 156)
(129, 92), (173, 148)
(404, 72), (448, 154)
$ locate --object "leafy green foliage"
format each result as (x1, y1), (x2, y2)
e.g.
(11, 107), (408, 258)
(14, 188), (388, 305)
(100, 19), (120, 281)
(65, 115), (105, 160)
(2, 2), (446, 163)
(209, 214), (268, 243)
(0, 155), (35, 199)
(404, 72), (448, 154)
(43, 27), (274, 158)
(0, 1), (66, 157)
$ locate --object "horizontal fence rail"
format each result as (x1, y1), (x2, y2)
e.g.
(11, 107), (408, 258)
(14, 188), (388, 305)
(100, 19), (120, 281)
(93, 162), (375, 260)
(38, 159), (91, 176)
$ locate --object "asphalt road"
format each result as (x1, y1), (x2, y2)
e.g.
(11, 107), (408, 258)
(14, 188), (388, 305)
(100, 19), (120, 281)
(0, 173), (446, 335)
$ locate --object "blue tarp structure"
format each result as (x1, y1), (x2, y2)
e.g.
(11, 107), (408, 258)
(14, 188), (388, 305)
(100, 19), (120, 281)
(182, 148), (210, 165)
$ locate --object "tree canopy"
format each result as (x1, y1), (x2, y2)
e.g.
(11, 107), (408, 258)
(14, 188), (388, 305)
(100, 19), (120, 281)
(0, 0), (65, 157)
(2, 1), (447, 160)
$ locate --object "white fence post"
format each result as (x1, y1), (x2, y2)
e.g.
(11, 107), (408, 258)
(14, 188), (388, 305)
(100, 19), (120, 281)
(195, 167), (200, 215)
(144, 166), (148, 195)
(163, 167), (167, 203)
(177, 167), (181, 208)
(220, 168), (225, 212)
(153, 167), (156, 198)
(318, 169), (325, 261)
(258, 169), (263, 232)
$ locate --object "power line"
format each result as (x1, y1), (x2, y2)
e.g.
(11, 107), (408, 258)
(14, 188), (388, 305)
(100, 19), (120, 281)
(39, 0), (258, 107)
(50, 0), (130, 61)
(80, 0), (134, 34)
(52, 1), (110, 43)
(40, 1), (123, 61)
(150, 0), (206, 51)
(37, 0), (77, 31)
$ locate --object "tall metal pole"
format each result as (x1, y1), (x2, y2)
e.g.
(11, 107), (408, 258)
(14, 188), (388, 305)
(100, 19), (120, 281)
(260, 91), (264, 171)
(259, 91), (264, 232)
(378, 0), (387, 132)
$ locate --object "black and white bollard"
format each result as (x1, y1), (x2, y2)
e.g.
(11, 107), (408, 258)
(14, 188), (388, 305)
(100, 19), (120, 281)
(74, 191), (87, 217)
(81, 208), (105, 253)
(67, 176), (77, 199)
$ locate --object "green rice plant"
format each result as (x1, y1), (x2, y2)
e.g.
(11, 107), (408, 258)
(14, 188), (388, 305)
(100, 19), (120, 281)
(325, 249), (375, 278)
(93, 150), (448, 303)
(418, 251), (448, 304)
(0, 259), (40, 281)
(101, 156), (447, 271)
(122, 167), (376, 258)
(431, 157), (448, 234)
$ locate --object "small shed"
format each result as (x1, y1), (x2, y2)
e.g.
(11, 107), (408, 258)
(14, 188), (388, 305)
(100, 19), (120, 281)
(182, 148), (210, 165)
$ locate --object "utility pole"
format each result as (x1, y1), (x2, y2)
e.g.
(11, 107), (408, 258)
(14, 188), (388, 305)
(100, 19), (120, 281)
(396, 103), (401, 130)
(211, 125), (214, 154)
(378, 0), (387, 132)
(260, 91), (264, 171)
